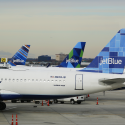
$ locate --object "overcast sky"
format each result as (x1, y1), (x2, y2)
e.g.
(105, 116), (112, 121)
(0, 0), (125, 58)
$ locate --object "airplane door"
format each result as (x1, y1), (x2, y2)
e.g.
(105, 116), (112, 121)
(75, 74), (83, 90)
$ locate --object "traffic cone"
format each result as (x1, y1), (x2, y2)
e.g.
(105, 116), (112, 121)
(11, 114), (14, 125)
(88, 94), (90, 97)
(47, 100), (49, 106)
(15, 114), (18, 125)
(96, 97), (99, 105)
(42, 100), (44, 106)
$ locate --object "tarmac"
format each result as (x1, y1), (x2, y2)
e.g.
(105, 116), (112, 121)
(1, 90), (125, 125)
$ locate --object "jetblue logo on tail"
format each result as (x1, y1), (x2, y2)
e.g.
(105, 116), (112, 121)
(13, 59), (24, 63)
(66, 58), (79, 63)
(100, 58), (122, 65)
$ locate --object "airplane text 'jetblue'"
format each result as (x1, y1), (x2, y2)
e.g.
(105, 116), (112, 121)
(1, 29), (125, 111)
(57, 42), (86, 68)
(81, 29), (125, 74)
(8, 45), (30, 66)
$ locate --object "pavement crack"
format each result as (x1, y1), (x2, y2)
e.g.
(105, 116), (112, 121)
(2, 111), (10, 125)
(50, 107), (76, 125)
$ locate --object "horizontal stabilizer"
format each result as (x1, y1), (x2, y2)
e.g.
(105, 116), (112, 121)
(99, 78), (125, 85)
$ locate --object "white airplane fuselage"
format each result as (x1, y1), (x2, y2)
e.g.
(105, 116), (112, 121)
(0, 68), (125, 100)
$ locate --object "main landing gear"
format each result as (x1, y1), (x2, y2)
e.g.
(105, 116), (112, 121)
(0, 101), (6, 110)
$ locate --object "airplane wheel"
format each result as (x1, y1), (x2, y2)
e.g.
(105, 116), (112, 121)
(21, 100), (24, 103)
(54, 99), (58, 103)
(0, 102), (6, 110)
(11, 100), (17, 103)
(70, 100), (75, 104)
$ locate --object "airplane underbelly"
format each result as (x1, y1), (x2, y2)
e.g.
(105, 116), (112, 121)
(0, 90), (22, 100)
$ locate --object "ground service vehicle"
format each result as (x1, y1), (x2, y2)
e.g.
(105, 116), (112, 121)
(54, 96), (85, 104)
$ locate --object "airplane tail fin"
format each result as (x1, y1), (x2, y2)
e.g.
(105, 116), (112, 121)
(81, 29), (125, 74)
(8, 45), (30, 66)
(57, 42), (86, 68)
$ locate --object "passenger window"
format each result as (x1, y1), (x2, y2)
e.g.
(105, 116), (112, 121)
(20, 79), (23, 82)
(36, 79), (38, 82)
(1, 78), (3, 81)
(55, 80), (57, 82)
(28, 79), (30, 82)
(24, 79), (26, 82)
(16, 79), (19, 82)
(9, 78), (11, 82)
(44, 79), (46, 82)
(59, 80), (61, 82)
(40, 79), (42, 82)
(48, 80), (49, 82)
(51, 80), (53, 82)
(13, 79), (15, 82)
(63, 80), (65, 83)
(5, 78), (7, 81)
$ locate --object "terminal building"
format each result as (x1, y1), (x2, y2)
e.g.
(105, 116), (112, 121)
(56, 54), (67, 61)
(38, 55), (51, 62)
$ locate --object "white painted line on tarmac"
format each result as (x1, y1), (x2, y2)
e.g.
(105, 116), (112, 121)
(5, 107), (17, 111)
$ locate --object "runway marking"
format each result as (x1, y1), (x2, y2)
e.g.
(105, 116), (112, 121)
(5, 107), (17, 111)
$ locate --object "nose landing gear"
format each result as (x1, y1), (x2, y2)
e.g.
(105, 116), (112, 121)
(0, 101), (6, 110)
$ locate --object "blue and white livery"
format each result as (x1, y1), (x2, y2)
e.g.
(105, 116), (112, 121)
(81, 29), (125, 74)
(8, 45), (30, 66)
(0, 29), (125, 111)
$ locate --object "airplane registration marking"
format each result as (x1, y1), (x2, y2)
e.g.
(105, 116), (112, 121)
(50, 76), (66, 78)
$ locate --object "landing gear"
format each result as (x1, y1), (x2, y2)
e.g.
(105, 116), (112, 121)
(0, 101), (6, 110)
(54, 99), (58, 103)
(70, 99), (75, 104)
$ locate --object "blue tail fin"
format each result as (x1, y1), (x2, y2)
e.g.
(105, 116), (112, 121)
(8, 45), (30, 66)
(80, 29), (125, 74)
(57, 42), (86, 68)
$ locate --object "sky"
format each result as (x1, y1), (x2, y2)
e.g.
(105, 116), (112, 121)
(0, 0), (125, 58)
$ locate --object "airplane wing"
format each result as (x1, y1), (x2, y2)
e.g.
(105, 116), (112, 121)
(99, 78), (125, 85)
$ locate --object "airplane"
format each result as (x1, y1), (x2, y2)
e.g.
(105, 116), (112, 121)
(8, 42), (86, 103)
(0, 29), (125, 110)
